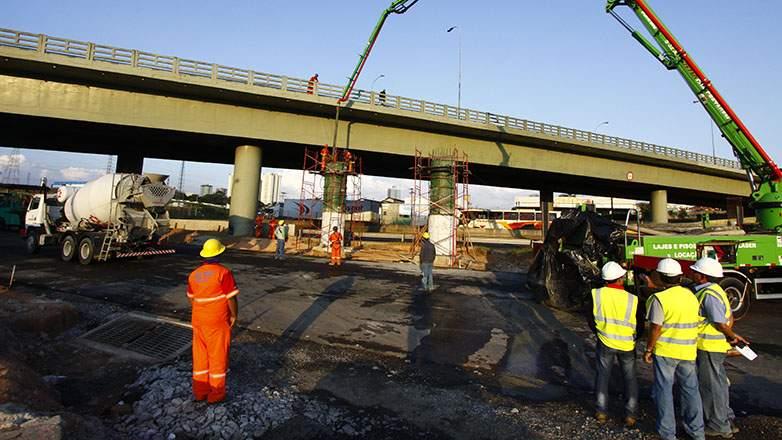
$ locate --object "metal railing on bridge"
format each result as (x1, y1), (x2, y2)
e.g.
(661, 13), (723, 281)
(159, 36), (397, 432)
(0, 27), (742, 170)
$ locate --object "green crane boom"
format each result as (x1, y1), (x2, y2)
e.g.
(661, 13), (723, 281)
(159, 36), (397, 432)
(606, 0), (782, 231)
(330, 0), (419, 151)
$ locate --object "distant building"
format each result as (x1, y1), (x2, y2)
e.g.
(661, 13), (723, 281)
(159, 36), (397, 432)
(380, 197), (405, 225)
(199, 184), (214, 196)
(387, 186), (402, 200)
(260, 173), (282, 205)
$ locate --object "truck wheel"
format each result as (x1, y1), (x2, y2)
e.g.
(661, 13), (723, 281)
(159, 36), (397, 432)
(78, 237), (95, 265)
(26, 231), (40, 255)
(720, 276), (750, 321)
(61, 235), (77, 262)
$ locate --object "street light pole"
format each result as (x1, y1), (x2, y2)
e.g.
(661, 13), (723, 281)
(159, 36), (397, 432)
(371, 74), (385, 90)
(593, 121), (609, 132)
(447, 26), (462, 113)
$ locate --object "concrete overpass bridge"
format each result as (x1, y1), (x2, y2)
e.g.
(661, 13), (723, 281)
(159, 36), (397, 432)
(0, 28), (750, 233)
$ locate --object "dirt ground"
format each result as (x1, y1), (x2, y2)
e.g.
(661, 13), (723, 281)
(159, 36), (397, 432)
(0, 231), (780, 439)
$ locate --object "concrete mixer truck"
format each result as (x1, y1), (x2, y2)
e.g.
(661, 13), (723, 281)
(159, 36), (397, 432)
(22, 173), (177, 264)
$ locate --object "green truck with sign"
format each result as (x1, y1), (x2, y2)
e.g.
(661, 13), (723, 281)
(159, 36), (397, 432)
(608, 0), (782, 319)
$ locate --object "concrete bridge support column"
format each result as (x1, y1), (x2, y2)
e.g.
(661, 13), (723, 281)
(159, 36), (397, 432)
(540, 190), (553, 238)
(650, 189), (669, 224)
(321, 160), (347, 247)
(428, 158), (456, 266)
(229, 145), (262, 236)
(115, 152), (144, 174)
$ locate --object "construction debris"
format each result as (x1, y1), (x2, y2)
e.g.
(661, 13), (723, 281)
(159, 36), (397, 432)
(526, 209), (625, 310)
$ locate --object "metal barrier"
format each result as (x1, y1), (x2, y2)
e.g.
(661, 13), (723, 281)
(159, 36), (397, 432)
(0, 27), (742, 170)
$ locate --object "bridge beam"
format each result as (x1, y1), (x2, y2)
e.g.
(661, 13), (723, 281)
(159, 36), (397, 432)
(650, 189), (669, 224)
(228, 145), (262, 236)
(115, 152), (144, 174)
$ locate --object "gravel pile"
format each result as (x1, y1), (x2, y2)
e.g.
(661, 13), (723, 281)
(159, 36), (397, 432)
(0, 404), (66, 439)
(113, 365), (406, 440)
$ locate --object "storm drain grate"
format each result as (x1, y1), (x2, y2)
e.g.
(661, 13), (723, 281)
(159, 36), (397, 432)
(80, 313), (192, 362)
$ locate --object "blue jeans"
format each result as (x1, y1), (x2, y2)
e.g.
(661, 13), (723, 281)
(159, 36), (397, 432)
(595, 340), (638, 417)
(276, 238), (285, 258)
(652, 355), (705, 440)
(697, 350), (732, 434)
(420, 263), (433, 290)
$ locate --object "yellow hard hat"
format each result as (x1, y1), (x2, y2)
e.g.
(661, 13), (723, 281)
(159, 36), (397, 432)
(279, 220), (285, 225)
(200, 238), (226, 258)
(422, 232), (430, 239)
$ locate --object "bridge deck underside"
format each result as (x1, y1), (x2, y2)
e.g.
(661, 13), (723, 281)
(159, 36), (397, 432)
(0, 112), (743, 207)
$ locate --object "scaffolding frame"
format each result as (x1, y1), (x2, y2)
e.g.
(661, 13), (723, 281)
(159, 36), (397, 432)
(297, 146), (362, 248)
(410, 148), (472, 267)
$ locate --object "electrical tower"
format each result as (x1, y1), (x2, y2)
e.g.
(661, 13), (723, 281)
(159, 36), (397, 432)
(1, 148), (21, 184)
(105, 155), (115, 174)
(177, 161), (185, 195)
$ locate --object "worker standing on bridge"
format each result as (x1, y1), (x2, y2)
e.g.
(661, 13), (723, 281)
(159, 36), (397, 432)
(274, 220), (288, 260)
(419, 232), (435, 291)
(307, 73), (319, 94)
(187, 238), (239, 404)
(691, 257), (747, 438)
(328, 226), (343, 266)
(592, 261), (639, 427)
(644, 258), (705, 440)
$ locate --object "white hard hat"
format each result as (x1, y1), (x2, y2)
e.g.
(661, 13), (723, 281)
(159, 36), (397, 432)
(691, 257), (723, 278)
(601, 261), (627, 281)
(656, 258), (683, 276)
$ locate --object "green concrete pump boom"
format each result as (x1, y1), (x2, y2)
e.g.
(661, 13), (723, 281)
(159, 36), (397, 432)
(606, 0), (782, 231)
(337, 0), (419, 103)
(331, 0), (419, 150)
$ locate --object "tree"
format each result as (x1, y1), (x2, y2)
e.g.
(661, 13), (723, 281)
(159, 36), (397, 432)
(199, 192), (228, 206)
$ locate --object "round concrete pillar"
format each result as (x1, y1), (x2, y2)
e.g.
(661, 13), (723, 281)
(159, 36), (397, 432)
(229, 145), (262, 236)
(650, 189), (669, 224)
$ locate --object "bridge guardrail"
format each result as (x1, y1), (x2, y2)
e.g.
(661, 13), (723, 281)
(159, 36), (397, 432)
(0, 27), (742, 170)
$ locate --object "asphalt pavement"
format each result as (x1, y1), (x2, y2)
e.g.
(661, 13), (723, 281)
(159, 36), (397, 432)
(0, 231), (780, 417)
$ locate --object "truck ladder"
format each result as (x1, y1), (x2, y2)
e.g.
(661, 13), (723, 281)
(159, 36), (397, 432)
(97, 223), (119, 262)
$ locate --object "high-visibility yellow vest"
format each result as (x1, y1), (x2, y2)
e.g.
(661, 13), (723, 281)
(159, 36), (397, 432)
(696, 283), (732, 353)
(651, 286), (702, 361)
(592, 287), (638, 351)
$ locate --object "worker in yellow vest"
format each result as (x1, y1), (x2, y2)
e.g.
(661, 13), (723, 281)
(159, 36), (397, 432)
(644, 258), (705, 440)
(592, 261), (639, 427)
(691, 257), (748, 438)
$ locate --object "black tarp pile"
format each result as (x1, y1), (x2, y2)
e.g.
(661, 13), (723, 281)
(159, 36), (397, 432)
(527, 209), (625, 310)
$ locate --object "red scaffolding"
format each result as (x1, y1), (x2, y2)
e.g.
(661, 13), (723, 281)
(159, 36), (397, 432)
(410, 148), (472, 267)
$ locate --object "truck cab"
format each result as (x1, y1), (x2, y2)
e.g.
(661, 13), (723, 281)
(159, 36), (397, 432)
(23, 191), (62, 254)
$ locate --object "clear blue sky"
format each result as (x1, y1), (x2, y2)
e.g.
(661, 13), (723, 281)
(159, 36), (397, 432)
(3, 1), (781, 208)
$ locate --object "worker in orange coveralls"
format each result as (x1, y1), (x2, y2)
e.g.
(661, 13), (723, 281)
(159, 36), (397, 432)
(343, 150), (353, 173)
(254, 213), (265, 238)
(320, 145), (330, 171)
(328, 226), (343, 266)
(187, 238), (239, 403)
